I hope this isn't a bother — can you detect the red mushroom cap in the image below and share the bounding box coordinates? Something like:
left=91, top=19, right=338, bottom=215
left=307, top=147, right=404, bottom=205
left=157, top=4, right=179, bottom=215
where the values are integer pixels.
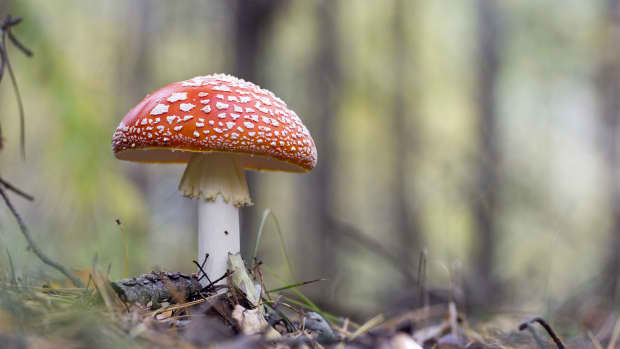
left=112, top=74, right=317, bottom=172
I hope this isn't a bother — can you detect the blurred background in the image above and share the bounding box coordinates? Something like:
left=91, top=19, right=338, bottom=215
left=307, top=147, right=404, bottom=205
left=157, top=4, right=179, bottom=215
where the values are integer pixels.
left=1, top=0, right=619, bottom=323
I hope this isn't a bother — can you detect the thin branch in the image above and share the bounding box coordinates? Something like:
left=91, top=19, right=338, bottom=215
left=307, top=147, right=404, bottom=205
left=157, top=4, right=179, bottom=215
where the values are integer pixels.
left=0, top=42, right=5, bottom=82
left=1, top=14, right=32, bottom=159
left=0, top=185, right=84, bottom=287
left=3, top=37, right=26, bottom=159
left=0, top=177, right=34, bottom=201
left=7, top=31, right=33, bottom=57
left=330, top=218, right=418, bottom=285
left=1, top=16, right=22, bottom=28
left=201, top=270, right=232, bottom=292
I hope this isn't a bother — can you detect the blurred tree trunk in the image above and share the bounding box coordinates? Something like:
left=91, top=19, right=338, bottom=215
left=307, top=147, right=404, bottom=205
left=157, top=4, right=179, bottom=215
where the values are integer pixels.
left=0, top=1, right=8, bottom=18
left=302, top=0, right=341, bottom=305
left=392, top=0, right=423, bottom=274
left=119, top=0, right=154, bottom=197
left=119, top=0, right=155, bottom=273
left=470, top=0, right=502, bottom=309
left=598, top=0, right=620, bottom=303
left=230, top=0, right=284, bottom=258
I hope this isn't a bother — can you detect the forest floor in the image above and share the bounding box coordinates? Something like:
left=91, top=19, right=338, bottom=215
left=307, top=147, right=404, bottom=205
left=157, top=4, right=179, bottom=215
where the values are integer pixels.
left=0, top=254, right=585, bottom=349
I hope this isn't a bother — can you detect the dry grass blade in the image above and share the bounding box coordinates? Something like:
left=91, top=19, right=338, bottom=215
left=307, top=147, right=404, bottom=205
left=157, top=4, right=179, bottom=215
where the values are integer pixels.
left=91, top=266, right=124, bottom=313
left=373, top=304, right=447, bottom=333
left=281, top=296, right=356, bottom=329
left=449, top=302, right=458, bottom=336
left=149, top=290, right=227, bottom=318
left=252, top=209, right=293, bottom=278
left=349, top=314, right=384, bottom=340
left=588, top=331, right=604, bottom=349
left=262, top=265, right=322, bottom=313
left=607, top=317, right=620, bottom=349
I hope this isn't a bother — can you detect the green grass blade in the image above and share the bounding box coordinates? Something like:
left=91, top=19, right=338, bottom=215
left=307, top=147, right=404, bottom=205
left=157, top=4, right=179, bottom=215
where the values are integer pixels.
left=281, top=296, right=358, bottom=329
left=349, top=314, right=384, bottom=339
left=262, top=299, right=295, bottom=331
left=262, top=265, right=320, bottom=312
left=267, top=278, right=326, bottom=293
left=251, top=209, right=271, bottom=268
left=251, top=209, right=293, bottom=278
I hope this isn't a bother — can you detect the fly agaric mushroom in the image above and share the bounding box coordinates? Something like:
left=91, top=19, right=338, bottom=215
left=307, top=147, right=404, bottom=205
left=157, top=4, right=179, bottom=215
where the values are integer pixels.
left=112, top=74, right=317, bottom=283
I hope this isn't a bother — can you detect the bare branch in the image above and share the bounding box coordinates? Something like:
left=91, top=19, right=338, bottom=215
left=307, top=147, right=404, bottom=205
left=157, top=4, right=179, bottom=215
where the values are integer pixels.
left=0, top=185, right=84, bottom=288
left=3, top=40, right=26, bottom=159
left=0, top=14, right=32, bottom=159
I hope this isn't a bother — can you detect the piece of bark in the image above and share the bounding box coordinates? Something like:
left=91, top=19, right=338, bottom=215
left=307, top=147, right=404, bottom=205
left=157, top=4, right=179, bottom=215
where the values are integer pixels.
left=110, top=272, right=202, bottom=305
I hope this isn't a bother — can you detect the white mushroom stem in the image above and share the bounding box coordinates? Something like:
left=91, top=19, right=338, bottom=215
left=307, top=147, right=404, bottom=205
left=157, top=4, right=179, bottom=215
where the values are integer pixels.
left=197, top=196, right=239, bottom=285
left=179, top=153, right=252, bottom=285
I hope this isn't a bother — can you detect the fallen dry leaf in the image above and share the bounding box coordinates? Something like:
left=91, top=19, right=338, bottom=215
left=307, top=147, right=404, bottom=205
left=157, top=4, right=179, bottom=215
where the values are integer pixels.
left=231, top=304, right=280, bottom=339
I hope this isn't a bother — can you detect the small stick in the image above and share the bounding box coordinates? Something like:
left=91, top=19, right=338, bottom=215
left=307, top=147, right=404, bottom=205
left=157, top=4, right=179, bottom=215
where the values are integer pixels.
left=199, top=252, right=208, bottom=269
left=0, top=185, right=84, bottom=288
left=0, top=177, right=33, bottom=201
left=519, top=317, right=565, bottom=349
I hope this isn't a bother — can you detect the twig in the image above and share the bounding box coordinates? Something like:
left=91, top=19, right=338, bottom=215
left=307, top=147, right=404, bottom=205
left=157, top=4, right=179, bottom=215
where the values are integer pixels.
left=3, top=38, right=25, bottom=159
left=0, top=42, right=5, bottom=89
left=0, top=185, right=84, bottom=287
left=0, top=177, right=34, bottom=201
left=202, top=270, right=233, bottom=292
left=192, top=253, right=212, bottom=284
left=1, top=14, right=33, bottom=159
left=519, top=317, right=565, bottom=349
left=7, top=30, right=33, bottom=57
